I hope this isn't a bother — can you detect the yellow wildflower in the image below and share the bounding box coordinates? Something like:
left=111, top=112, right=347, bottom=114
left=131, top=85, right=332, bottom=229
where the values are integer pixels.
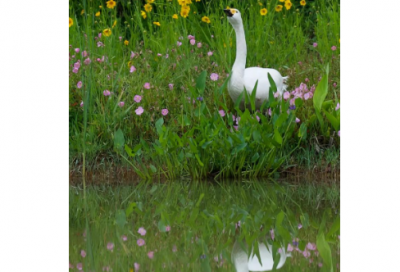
left=106, top=0, right=117, bottom=9
left=279, top=0, right=284, bottom=2
left=141, top=10, right=147, bottom=19
left=95, top=11, right=100, bottom=17
left=99, top=5, right=102, bottom=8
left=300, top=0, right=306, bottom=6
left=112, top=20, right=117, bottom=28
left=69, top=17, right=73, bottom=27
left=144, top=3, right=152, bottom=12
left=275, top=5, right=283, bottom=12
left=128, top=61, right=132, bottom=67
left=180, top=5, right=190, bottom=18
left=103, top=28, right=112, bottom=37
left=172, top=14, right=178, bottom=19
left=81, top=9, right=85, bottom=15
left=196, top=0, right=201, bottom=2
left=124, top=40, right=129, bottom=45
left=153, top=22, right=161, bottom=26
left=146, top=0, right=155, bottom=3
left=260, top=8, right=267, bottom=16
left=258, top=2, right=263, bottom=6
left=285, top=0, right=292, bottom=10
left=201, top=16, right=210, bottom=23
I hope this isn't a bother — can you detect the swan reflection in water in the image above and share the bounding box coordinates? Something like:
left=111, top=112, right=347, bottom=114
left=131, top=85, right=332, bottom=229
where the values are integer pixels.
left=232, top=240, right=291, bottom=272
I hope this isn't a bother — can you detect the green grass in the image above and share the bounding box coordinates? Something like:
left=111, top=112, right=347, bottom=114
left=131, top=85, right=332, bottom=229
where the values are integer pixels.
left=69, top=0, right=340, bottom=179
left=69, top=181, right=340, bottom=271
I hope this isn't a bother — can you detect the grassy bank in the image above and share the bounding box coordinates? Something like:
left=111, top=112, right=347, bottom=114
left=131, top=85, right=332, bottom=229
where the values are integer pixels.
left=69, top=0, right=340, bottom=180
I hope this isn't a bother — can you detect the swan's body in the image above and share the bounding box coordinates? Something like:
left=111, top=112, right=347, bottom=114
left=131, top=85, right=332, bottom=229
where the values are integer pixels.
left=232, top=241, right=290, bottom=272
left=224, top=8, right=288, bottom=109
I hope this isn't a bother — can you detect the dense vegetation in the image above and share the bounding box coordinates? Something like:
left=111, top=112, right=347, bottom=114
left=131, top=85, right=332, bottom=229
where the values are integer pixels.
left=69, top=0, right=340, bottom=179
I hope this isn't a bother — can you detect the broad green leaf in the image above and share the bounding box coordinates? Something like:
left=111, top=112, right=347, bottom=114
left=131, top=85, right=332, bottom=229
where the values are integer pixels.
left=115, top=210, right=126, bottom=228
left=317, top=232, right=333, bottom=272
left=324, top=109, right=340, bottom=131
left=326, top=215, right=340, bottom=238
left=250, top=80, right=259, bottom=111
left=298, top=123, right=307, bottom=140
left=274, top=128, right=282, bottom=145
left=313, top=63, right=329, bottom=113
left=155, top=117, right=164, bottom=135
left=125, top=202, right=136, bottom=217
left=114, top=129, right=125, bottom=152
left=196, top=70, right=207, bottom=95
left=149, top=164, right=157, bottom=173
left=295, top=98, right=303, bottom=108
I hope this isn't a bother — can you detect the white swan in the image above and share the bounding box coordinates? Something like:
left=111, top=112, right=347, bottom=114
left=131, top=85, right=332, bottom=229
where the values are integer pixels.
left=224, top=8, right=288, bottom=109
left=232, top=240, right=290, bottom=272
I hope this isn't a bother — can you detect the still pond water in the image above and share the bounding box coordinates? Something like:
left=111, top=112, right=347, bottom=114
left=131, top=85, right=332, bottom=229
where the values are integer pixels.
left=69, top=180, right=340, bottom=271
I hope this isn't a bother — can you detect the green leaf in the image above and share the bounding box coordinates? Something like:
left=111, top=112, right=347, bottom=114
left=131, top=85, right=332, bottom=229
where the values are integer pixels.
left=324, top=109, right=340, bottom=131
left=196, top=71, right=207, bottom=95
left=155, top=118, right=164, bottom=135
left=253, top=130, right=261, bottom=142
left=274, top=128, right=282, bottom=145
left=267, top=73, right=277, bottom=103
left=326, top=215, right=340, bottom=238
left=234, top=92, right=245, bottom=110
left=275, top=112, right=288, bottom=129
left=295, top=98, right=303, bottom=108
left=195, top=154, right=204, bottom=167
left=298, top=123, right=307, bottom=140
left=251, top=152, right=260, bottom=163
left=250, top=80, right=258, bottom=111
left=157, top=220, right=167, bottom=232
left=115, top=210, right=127, bottom=228
left=125, top=202, right=136, bottom=217
left=149, top=164, right=157, bottom=173
left=313, top=64, right=329, bottom=113
left=114, top=129, right=125, bottom=152
left=317, top=232, right=333, bottom=272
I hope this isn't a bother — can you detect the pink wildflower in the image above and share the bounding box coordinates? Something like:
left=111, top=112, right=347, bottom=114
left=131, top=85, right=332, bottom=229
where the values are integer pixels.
left=137, top=238, right=145, bottom=246
left=161, top=109, right=169, bottom=116
left=75, top=48, right=80, bottom=53
left=188, top=35, right=195, bottom=40
left=135, top=107, right=144, bottom=115
left=210, top=73, right=219, bottom=81
left=130, top=66, right=136, bottom=73
left=219, top=110, right=225, bottom=117
left=84, top=58, right=91, bottom=65
left=118, top=101, right=125, bottom=107
left=190, top=39, right=196, bottom=45
left=134, top=95, right=142, bottom=103
left=134, top=263, right=140, bottom=271
left=165, top=225, right=171, bottom=232
left=197, top=42, right=202, bottom=48
left=77, top=81, right=83, bottom=89
left=122, top=235, right=127, bottom=241
left=147, top=251, right=154, bottom=259
left=103, top=90, right=111, bottom=96
left=80, top=101, right=84, bottom=107
left=283, top=91, right=290, bottom=100
left=313, top=42, right=318, bottom=47
left=130, top=51, right=136, bottom=59
left=107, top=242, right=114, bottom=251
left=336, top=103, right=340, bottom=110
left=76, top=263, right=83, bottom=271
left=82, top=51, right=88, bottom=57
left=331, top=46, right=337, bottom=51
left=177, top=41, right=182, bottom=46
left=144, top=83, right=150, bottom=89
left=81, top=250, right=86, bottom=258
left=168, top=83, right=174, bottom=90
left=208, top=51, right=213, bottom=56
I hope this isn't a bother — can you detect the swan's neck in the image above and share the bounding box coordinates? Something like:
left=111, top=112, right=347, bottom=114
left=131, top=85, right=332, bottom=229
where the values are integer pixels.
left=232, top=23, right=247, bottom=77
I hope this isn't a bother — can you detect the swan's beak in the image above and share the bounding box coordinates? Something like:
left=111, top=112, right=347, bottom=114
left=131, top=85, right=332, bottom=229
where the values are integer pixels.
left=224, top=9, right=234, bottom=17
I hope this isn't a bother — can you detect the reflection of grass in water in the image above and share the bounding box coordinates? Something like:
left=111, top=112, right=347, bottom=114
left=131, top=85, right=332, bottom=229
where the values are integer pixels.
left=69, top=182, right=340, bottom=271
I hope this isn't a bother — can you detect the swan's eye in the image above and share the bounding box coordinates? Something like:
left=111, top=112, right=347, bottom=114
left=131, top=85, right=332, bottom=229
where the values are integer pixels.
left=230, top=9, right=236, bottom=14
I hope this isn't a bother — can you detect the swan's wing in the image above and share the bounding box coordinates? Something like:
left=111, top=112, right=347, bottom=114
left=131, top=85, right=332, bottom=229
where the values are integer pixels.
left=243, top=68, right=286, bottom=101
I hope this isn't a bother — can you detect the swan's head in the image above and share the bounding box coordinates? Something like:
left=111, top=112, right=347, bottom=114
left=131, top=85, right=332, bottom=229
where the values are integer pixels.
left=224, top=8, right=243, bottom=27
